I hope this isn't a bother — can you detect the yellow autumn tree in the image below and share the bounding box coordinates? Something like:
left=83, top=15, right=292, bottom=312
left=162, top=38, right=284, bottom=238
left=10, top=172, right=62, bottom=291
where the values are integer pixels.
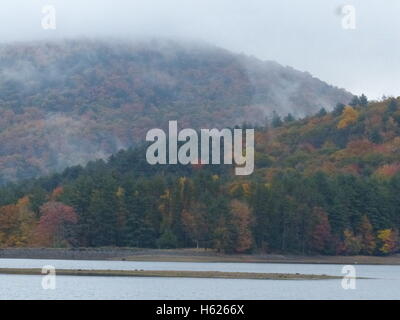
left=377, top=229, right=398, bottom=255
left=337, top=106, right=359, bottom=129
left=0, top=197, right=35, bottom=247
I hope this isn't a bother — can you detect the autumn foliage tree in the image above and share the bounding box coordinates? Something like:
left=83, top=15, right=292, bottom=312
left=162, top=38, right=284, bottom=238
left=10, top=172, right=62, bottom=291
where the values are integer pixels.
left=0, top=197, right=35, bottom=247
left=32, top=202, right=78, bottom=247
left=377, top=229, right=398, bottom=255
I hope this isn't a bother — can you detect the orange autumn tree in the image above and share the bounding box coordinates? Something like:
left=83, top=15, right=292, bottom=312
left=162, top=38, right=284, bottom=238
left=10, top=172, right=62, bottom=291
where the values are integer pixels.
left=50, top=186, right=64, bottom=201
left=374, top=163, right=400, bottom=179
left=32, top=202, right=78, bottom=247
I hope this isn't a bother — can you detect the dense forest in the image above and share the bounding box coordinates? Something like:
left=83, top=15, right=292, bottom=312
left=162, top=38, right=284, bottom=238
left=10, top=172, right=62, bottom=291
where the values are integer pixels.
left=0, top=39, right=351, bottom=183
left=0, top=97, right=399, bottom=256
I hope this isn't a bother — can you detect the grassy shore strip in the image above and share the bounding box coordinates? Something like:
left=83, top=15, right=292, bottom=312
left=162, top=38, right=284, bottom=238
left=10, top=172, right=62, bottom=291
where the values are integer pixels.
left=1, top=248, right=400, bottom=265
left=117, top=253, right=400, bottom=265
left=0, top=268, right=346, bottom=280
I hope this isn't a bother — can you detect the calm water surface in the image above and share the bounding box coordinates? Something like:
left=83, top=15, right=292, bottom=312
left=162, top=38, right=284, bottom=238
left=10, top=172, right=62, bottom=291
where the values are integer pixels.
left=0, top=259, right=399, bottom=299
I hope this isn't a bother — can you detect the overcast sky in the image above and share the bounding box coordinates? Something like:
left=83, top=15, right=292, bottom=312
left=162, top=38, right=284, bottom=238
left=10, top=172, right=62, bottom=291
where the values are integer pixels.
left=0, top=0, right=399, bottom=99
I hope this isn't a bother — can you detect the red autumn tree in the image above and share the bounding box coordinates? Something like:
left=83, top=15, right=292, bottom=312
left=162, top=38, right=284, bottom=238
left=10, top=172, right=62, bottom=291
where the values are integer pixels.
left=32, top=202, right=78, bottom=247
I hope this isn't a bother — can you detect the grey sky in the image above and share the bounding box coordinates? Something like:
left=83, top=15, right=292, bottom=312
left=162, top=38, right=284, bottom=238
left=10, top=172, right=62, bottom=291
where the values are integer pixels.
left=0, top=0, right=399, bottom=99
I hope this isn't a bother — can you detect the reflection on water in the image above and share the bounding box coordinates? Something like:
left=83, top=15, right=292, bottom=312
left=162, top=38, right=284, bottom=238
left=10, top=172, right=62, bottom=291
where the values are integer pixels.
left=0, top=259, right=399, bottom=300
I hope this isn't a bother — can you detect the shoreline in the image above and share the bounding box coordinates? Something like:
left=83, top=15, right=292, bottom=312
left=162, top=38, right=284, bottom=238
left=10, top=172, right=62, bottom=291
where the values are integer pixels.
left=1, top=248, right=400, bottom=265
left=0, top=268, right=344, bottom=280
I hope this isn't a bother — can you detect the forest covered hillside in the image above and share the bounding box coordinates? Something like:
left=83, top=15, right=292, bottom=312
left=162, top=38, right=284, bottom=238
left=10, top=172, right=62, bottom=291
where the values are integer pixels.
left=0, top=39, right=351, bottom=183
left=0, top=97, right=399, bottom=255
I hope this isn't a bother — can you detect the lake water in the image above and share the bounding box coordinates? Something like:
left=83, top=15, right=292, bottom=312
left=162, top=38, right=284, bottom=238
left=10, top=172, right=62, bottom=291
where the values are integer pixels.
left=0, top=259, right=399, bottom=299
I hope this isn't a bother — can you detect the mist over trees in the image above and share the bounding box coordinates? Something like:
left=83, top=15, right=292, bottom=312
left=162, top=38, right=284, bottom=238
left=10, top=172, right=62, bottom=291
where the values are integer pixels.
left=0, top=39, right=351, bottom=184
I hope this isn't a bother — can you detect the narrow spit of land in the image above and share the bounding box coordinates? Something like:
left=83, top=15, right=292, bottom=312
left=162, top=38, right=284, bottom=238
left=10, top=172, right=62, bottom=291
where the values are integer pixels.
left=0, top=268, right=345, bottom=280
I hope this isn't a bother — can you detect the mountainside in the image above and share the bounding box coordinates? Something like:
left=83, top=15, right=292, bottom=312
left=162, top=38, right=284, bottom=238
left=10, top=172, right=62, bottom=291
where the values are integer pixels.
left=0, top=98, right=399, bottom=255
left=0, top=39, right=352, bottom=183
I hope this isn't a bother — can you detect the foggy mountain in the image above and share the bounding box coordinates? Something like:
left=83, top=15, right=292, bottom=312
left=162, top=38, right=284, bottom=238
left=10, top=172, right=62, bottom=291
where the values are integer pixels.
left=0, top=39, right=352, bottom=183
